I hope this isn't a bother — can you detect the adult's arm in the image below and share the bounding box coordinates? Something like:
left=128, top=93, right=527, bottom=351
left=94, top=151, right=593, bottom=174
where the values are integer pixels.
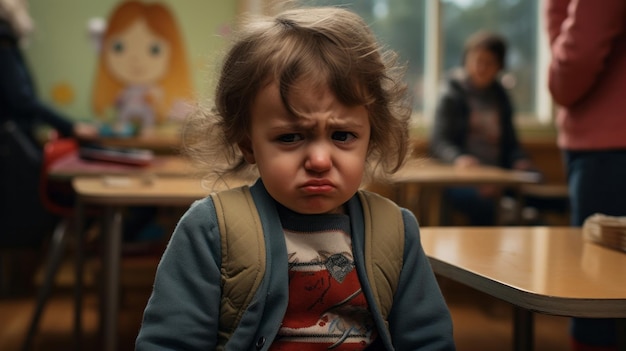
left=135, top=198, right=222, bottom=350
left=0, top=45, right=74, bottom=136
left=545, top=0, right=568, bottom=44
left=547, top=0, right=626, bottom=106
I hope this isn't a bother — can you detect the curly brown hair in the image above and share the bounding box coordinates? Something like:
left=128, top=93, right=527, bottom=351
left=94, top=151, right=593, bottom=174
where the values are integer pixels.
left=462, top=30, right=508, bottom=70
left=183, top=6, right=411, bottom=184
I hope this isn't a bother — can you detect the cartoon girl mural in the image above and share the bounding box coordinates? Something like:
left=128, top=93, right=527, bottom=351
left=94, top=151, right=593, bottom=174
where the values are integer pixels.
left=92, top=0, right=193, bottom=135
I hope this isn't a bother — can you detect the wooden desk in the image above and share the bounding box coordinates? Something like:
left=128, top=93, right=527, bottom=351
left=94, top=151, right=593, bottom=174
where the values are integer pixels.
left=420, top=226, right=626, bottom=351
left=49, top=153, right=194, bottom=180
left=389, top=159, right=540, bottom=225
left=96, top=124, right=182, bottom=153
left=72, top=176, right=251, bottom=351
left=44, top=150, right=197, bottom=350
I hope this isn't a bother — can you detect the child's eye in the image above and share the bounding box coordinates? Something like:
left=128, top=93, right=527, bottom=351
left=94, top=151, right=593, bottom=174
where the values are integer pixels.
left=332, top=131, right=356, bottom=142
left=111, top=40, right=124, bottom=53
left=149, top=42, right=162, bottom=56
left=277, top=133, right=303, bottom=143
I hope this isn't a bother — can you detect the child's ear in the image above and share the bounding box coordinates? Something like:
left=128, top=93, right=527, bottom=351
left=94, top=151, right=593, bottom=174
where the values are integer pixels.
left=238, top=139, right=256, bottom=164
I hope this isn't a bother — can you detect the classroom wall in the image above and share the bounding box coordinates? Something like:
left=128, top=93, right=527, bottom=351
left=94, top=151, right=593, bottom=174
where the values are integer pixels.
left=23, top=1, right=238, bottom=122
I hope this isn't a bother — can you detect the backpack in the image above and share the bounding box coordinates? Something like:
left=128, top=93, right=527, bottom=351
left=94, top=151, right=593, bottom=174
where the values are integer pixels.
left=210, top=185, right=405, bottom=346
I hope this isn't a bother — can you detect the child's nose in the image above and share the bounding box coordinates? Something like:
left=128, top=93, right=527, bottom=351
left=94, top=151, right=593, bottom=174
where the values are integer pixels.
left=304, top=142, right=332, bottom=173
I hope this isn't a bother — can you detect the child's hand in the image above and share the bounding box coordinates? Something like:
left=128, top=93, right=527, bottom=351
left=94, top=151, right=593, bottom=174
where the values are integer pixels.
left=512, top=159, right=532, bottom=171
left=454, top=155, right=480, bottom=168
left=73, top=122, right=99, bottom=140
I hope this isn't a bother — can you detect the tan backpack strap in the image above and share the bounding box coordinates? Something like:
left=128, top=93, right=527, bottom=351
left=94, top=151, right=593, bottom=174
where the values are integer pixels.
left=358, top=190, right=404, bottom=325
left=211, top=186, right=266, bottom=348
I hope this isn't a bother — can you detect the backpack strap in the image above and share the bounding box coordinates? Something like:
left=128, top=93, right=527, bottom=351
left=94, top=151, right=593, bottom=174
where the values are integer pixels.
left=210, top=186, right=266, bottom=348
left=211, top=186, right=404, bottom=346
left=358, top=190, right=405, bottom=327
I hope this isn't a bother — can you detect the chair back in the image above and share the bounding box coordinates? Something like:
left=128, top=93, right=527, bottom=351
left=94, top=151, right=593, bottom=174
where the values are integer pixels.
left=1, top=121, right=52, bottom=245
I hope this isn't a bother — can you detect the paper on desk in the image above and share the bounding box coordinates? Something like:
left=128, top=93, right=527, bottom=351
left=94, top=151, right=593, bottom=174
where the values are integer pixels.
left=583, top=213, right=626, bottom=254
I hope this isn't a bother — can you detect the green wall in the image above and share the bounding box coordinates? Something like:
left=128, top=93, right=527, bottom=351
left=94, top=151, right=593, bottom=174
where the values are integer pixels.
left=23, top=0, right=237, bottom=122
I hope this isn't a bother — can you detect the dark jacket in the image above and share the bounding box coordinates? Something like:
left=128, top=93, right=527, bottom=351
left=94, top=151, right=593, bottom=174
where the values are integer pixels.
left=0, top=18, right=73, bottom=242
left=429, top=75, right=526, bottom=169
left=0, top=19, right=74, bottom=145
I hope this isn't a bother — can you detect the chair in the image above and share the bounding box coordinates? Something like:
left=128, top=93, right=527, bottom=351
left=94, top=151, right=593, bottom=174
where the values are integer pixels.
left=0, top=122, right=48, bottom=236
left=21, top=137, right=82, bottom=351
left=519, top=183, right=571, bottom=225
left=0, top=121, right=52, bottom=295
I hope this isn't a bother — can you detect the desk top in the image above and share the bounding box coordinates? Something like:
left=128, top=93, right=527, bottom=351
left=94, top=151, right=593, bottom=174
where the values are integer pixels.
left=392, top=159, right=540, bottom=185
left=96, top=124, right=182, bottom=152
left=420, top=226, right=626, bottom=317
left=72, top=176, right=252, bottom=206
left=50, top=154, right=195, bottom=179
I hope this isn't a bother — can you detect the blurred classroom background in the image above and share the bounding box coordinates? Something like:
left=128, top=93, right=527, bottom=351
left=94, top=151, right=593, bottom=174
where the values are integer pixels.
left=18, top=0, right=568, bottom=184
left=1, top=0, right=577, bottom=350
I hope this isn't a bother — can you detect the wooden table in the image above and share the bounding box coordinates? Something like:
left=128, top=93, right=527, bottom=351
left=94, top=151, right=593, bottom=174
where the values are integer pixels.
left=49, top=153, right=194, bottom=180
left=420, top=226, right=626, bottom=351
left=42, top=150, right=198, bottom=350
left=72, top=175, right=251, bottom=351
left=389, top=159, right=540, bottom=225
left=96, top=123, right=182, bottom=153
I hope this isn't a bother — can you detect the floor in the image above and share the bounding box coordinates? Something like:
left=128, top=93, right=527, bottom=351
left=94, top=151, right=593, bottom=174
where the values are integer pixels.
left=0, top=252, right=572, bottom=351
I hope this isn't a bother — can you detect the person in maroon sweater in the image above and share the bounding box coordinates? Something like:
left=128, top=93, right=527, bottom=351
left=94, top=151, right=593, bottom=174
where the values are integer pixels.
left=546, top=0, right=626, bottom=350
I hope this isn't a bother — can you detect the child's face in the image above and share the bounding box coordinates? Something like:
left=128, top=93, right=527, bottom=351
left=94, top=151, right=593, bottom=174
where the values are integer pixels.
left=464, top=48, right=501, bottom=89
left=105, top=19, right=171, bottom=85
left=241, top=80, right=371, bottom=215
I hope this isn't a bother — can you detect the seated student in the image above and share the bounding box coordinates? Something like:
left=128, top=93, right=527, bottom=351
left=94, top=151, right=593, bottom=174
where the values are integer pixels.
left=136, top=6, right=456, bottom=350
left=429, top=30, right=533, bottom=226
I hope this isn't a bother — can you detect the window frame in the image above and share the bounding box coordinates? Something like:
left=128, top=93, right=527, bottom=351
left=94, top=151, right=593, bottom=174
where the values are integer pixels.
left=242, top=0, right=554, bottom=130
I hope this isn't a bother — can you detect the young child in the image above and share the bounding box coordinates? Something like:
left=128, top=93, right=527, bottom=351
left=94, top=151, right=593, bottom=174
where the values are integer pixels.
left=136, top=6, right=455, bottom=350
left=429, top=31, right=533, bottom=225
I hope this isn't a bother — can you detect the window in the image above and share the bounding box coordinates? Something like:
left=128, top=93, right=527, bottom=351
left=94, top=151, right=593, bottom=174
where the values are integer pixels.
left=255, top=0, right=550, bottom=126
left=301, top=0, right=427, bottom=120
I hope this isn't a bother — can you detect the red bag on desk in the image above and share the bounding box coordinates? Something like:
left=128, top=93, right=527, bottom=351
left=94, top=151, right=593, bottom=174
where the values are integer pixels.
left=78, top=144, right=154, bottom=167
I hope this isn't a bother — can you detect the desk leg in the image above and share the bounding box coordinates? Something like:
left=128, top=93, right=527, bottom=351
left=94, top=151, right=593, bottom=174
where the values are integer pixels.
left=74, top=199, right=85, bottom=351
left=395, top=183, right=423, bottom=222
left=424, top=187, right=442, bottom=226
left=617, top=319, right=626, bottom=351
left=512, top=185, right=524, bottom=225
left=513, top=307, right=534, bottom=351
left=394, top=184, right=405, bottom=209
left=101, top=207, right=122, bottom=351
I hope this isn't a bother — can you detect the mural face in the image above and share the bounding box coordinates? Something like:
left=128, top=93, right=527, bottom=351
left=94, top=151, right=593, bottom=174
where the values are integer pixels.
left=105, top=18, right=172, bottom=86
left=92, top=0, right=193, bottom=136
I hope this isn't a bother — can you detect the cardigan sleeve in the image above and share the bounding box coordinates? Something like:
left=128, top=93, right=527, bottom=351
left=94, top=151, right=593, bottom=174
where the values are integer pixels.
left=387, top=209, right=456, bottom=350
left=547, top=0, right=626, bottom=106
left=135, top=197, right=222, bottom=350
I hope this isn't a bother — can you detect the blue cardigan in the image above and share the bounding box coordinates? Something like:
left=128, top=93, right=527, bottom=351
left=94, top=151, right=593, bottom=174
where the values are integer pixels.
left=136, top=180, right=455, bottom=350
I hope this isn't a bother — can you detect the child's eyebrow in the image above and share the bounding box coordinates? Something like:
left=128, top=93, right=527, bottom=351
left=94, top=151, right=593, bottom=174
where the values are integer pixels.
left=325, top=121, right=364, bottom=132
left=273, top=117, right=366, bottom=131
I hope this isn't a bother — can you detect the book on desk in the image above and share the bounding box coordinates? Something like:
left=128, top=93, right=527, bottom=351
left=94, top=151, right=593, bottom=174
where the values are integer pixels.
left=78, top=144, right=155, bottom=167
